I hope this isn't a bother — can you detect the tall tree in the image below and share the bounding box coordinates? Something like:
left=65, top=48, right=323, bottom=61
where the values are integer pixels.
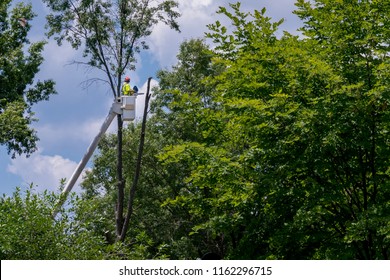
left=0, top=0, right=56, bottom=158
left=293, top=0, right=390, bottom=259
left=158, top=1, right=390, bottom=259
left=43, top=0, right=180, bottom=240
left=152, top=38, right=223, bottom=143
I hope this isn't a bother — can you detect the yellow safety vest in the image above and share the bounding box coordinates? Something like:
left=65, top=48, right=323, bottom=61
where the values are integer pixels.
left=122, top=82, right=134, bottom=95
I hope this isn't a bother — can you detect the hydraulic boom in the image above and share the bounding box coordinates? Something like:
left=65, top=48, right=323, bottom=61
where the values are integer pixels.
left=52, top=95, right=140, bottom=217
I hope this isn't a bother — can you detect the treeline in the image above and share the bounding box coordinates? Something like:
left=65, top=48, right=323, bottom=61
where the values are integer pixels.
left=1, top=1, right=390, bottom=259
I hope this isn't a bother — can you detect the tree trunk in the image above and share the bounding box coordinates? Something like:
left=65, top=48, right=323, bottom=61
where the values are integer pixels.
left=119, top=77, right=153, bottom=242
left=116, top=114, right=125, bottom=240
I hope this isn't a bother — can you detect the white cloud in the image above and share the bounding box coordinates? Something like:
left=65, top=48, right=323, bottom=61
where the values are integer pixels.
left=35, top=103, right=117, bottom=146
left=148, top=0, right=301, bottom=68
left=188, top=0, right=213, bottom=9
left=7, top=149, right=86, bottom=193
left=47, top=117, right=112, bottom=143
left=148, top=0, right=219, bottom=68
left=43, top=40, right=79, bottom=68
left=132, top=78, right=159, bottom=122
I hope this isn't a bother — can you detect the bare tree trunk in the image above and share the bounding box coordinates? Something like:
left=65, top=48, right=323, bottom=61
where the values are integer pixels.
left=119, top=77, right=153, bottom=242
left=116, top=114, right=125, bottom=240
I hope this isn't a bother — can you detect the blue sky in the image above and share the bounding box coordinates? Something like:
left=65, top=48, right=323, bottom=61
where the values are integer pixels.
left=1, top=0, right=302, bottom=196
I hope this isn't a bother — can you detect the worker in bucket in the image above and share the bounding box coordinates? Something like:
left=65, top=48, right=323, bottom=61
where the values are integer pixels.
left=122, top=76, right=138, bottom=95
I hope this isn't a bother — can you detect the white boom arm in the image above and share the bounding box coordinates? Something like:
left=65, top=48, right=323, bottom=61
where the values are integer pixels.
left=52, top=95, right=139, bottom=218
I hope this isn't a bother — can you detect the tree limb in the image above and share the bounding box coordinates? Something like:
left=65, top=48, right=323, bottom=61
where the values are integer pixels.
left=119, top=77, right=153, bottom=242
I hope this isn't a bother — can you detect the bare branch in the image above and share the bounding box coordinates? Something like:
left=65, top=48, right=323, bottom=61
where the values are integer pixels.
left=119, top=77, right=153, bottom=242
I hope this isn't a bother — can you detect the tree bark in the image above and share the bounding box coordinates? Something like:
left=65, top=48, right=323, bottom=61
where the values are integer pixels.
left=119, top=77, right=153, bottom=242
left=116, top=114, right=125, bottom=240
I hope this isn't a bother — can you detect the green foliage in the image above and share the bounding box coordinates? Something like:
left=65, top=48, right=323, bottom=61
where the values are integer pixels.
left=152, top=1, right=390, bottom=259
left=64, top=1, right=390, bottom=260
left=0, top=0, right=56, bottom=157
left=206, top=2, right=284, bottom=60
left=151, top=39, right=225, bottom=149
left=43, top=0, right=180, bottom=96
left=0, top=186, right=105, bottom=259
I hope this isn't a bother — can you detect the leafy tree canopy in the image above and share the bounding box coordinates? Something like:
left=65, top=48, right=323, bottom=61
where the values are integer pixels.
left=152, top=1, right=390, bottom=259
left=0, top=0, right=56, bottom=158
left=43, top=0, right=180, bottom=96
